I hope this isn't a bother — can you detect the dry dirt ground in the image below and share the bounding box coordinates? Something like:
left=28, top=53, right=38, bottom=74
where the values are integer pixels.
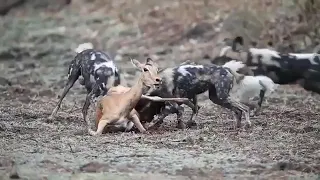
left=0, top=0, right=320, bottom=179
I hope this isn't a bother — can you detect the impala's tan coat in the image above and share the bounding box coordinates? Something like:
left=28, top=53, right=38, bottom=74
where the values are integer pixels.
left=92, top=59, right=192, bottom=135
left=88, top=58, right=161, bottom=136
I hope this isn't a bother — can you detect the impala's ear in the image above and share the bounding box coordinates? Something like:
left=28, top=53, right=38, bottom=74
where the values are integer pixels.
left=146, top=57, right=153, bottom=64
left=130, top=58, right=143, bottom=70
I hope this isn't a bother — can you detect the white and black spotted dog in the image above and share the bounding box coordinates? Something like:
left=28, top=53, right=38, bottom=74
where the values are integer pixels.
left=222, top=60, right=279, bottom=116
left=49, top=43, right=121, bottom=124
left=147, top=61, right=251, bottom=130
left=212, top=36, right=320, bottom=93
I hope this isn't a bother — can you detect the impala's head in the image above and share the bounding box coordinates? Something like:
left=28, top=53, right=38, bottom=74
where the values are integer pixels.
left=131, top=57, right=162, bottom=89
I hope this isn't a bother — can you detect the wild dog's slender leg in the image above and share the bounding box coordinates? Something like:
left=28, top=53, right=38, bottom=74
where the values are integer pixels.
left=193, top=96, right=201, bottom=114
left=186, top=95, right=199, bottom=128
left=83, top=83, right=99, bottom=129
left=208, top=88, right=243, bottom=128
left=247, top=103, right=259, bottom=117
left=254, top=89, right=266, bottom=115
left=175, top=104, right=186, bottom=129
left=129, top=109, right=147, bottom=133
left=83, top=94, right=92, bottom=128
left=227, top=97, right=251, bottom=127
left=240, top=97, right=258, bottom=117
left=152, top=101, right=186, bottom=130
left=234, top=109, right=242, bottom=128
left=170, top=87, right=198, bottom=120
left=157, top=100, right=196, bottom=129
left=50, top=62, right=80, bottom=118
left=147, top=102, right=175, bottom=130
left=171, top=88, right=187, bottom=129
left=217, top=72, right=251, bottom=127
left=208, top=80, right=250, bottom=129
left=95, top=101, right=103, bottom=127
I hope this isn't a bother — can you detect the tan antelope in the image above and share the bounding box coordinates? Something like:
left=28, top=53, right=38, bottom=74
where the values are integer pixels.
left=88, top=57, right=189, bottom=136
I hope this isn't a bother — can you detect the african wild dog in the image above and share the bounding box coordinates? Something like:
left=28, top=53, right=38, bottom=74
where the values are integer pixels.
left=212, top=36, right=320, bottom=93
left=146, top=61, right=251, bottom=130
left=223, top=60, right=279, bottom=116
left=49, top=43, right=121, bottom=126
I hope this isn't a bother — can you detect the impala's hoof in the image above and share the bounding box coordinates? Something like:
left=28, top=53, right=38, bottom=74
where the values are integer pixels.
left=88, top=130, right=98, bottom=136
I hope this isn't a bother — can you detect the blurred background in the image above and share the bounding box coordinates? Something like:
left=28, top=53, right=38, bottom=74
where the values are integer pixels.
left=0, top=1, right=319, bottom=76
left=0, top=0, right=320, bottom=96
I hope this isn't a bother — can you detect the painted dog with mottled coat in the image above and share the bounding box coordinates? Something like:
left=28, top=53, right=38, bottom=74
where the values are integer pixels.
left=147, top=61, right=251, bottom=130
left=223, top=60, right=279, bottom=116
left=212, top=36, right=320, bottom=93
left=49, top=43, right=121, bottom=124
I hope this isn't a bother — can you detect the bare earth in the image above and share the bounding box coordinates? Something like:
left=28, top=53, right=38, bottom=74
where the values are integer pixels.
left=0, top=1, right=320, bottom=179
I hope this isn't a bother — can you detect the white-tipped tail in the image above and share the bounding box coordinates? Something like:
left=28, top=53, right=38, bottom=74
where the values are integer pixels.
left=222, top=60, right=246, bottom=73
left=74, top=42, right=94, bottom=53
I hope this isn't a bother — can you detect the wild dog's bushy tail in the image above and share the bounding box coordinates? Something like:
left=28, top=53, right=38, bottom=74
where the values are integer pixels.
left=256, top=76, right=279, bottom=96
left=222, top=60, right=246, bottom=83
left=74, top=42, right=94, bottom=53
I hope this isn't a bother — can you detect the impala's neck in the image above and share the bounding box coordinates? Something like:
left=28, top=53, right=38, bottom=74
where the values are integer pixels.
left=124, top=75, right=146, bottom=110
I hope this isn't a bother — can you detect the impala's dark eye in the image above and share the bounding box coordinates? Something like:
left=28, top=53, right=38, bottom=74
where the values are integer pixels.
left=143, top=68, right=148, bottom=72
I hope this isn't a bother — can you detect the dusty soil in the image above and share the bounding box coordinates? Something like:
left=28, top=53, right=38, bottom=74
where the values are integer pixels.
left=0, top=0, right=320, bottom=179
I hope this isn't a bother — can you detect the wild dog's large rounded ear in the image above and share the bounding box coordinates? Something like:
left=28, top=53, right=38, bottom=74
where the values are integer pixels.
left=130, top=57, right=142, bottom=70
left=232, top=36, right=244, bottom=51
